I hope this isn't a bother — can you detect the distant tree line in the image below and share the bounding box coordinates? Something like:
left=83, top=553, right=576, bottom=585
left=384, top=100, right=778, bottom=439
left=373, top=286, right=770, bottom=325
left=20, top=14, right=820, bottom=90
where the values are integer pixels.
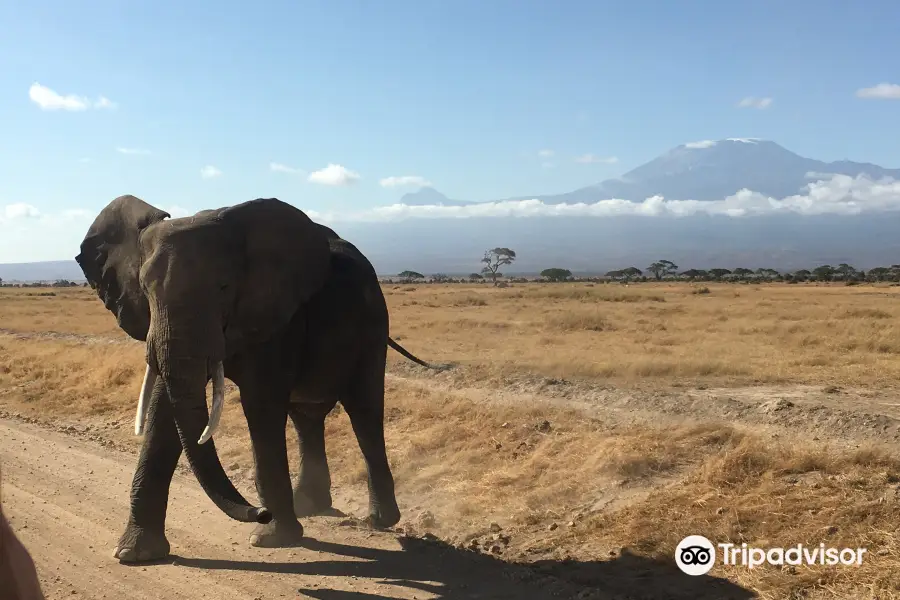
left=388, top=252, right=900, bottom=285
left=603, top=261, right=900, bottom=283
left=0, top=278, right=84, bottom=288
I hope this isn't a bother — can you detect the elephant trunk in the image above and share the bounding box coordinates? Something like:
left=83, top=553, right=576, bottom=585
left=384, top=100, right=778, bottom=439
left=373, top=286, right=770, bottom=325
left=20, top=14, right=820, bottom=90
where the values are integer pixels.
left=162, top=358, right=270, bottom=524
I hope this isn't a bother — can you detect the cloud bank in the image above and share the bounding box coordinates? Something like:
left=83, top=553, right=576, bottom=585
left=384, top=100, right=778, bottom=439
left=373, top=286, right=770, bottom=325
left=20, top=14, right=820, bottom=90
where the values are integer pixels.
left=29, top=83, right=116, bottom=111
left=306, top=174, right=900, bottom=223
left=5, top=174, right=900, bottom=260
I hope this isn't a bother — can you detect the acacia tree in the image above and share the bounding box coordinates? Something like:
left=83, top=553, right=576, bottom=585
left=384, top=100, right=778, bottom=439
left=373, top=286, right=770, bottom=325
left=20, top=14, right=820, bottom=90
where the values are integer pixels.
left=607, top=267, right=642, bottom=282
left=680, top=269, right=708, bottom=280
left=540, top=268, right=572, bottom=282
left=812, top=265, right=835, bottom=281
left=647, top=260, right=678, bottom=280
left=756, top=268, right=780, bottom=280
left=867, top=267, right=894, bottom=282
left=481, top=247, right=516, bottom=286
left=835, top=263, right=859, bottom=281
left=398, top=270, right=424, bottom=283
left=732, top=267, right=754, bottom=280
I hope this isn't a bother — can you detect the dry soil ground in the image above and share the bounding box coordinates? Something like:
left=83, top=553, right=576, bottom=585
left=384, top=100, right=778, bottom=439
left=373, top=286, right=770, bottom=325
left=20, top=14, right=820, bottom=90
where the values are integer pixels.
left=2, top=282, right=900, bottom=599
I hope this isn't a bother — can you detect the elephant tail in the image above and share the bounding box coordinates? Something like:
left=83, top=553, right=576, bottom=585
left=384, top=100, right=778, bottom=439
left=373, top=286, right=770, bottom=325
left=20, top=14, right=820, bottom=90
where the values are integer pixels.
left=387, top=337, right=444, bottom=370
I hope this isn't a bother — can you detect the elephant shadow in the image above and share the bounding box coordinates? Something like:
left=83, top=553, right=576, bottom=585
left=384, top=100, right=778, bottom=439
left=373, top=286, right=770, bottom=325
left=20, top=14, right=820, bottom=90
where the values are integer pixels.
left=172, top=533, right=756, bottom=599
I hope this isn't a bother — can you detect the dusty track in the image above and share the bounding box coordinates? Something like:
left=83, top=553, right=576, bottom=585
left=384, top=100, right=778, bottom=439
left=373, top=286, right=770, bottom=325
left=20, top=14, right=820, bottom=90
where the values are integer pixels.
left=0, top=417, right=757, bottom=600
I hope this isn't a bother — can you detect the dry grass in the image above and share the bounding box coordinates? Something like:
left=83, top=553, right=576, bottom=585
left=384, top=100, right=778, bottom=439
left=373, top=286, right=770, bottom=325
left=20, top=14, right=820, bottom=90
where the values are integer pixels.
left=7, top=282, right=900, bottom=388
left=3, top=283, right=900, bottom=597
left=383, top=281, right=900, bottom=389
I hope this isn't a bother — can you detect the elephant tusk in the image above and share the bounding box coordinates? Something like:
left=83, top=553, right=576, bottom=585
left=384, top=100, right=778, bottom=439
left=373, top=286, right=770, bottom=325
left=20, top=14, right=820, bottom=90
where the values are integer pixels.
left=135, top=364, right=157, bottom=436
left=198, top=361, right=225, bottom=445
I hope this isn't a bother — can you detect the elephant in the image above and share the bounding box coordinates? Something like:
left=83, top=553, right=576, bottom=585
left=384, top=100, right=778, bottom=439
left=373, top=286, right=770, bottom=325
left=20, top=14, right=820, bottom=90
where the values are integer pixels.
left=75, top=194, right=439, bottom=562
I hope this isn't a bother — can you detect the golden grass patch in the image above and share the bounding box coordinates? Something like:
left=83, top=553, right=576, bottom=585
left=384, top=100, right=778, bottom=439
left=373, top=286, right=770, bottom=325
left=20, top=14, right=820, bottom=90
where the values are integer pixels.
left=7, top=282, right=900, bottom=388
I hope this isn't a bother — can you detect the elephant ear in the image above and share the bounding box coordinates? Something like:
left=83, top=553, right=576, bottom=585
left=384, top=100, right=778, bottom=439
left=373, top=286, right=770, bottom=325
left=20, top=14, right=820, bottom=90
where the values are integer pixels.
left=74, top=195, right=170, bottom=341
left=220, top=198, right=331, bottom=345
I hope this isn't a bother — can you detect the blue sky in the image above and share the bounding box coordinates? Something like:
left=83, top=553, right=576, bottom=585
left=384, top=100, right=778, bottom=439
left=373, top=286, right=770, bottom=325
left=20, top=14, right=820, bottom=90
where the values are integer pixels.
left=1, top=0, right=899, bottom=262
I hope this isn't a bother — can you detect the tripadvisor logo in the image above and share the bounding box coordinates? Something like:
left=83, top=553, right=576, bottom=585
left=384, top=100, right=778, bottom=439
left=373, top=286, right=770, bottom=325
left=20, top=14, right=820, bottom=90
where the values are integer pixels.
left=675, top=535, right=867, bottom=575
left=675, top=535, right=716, bottom=576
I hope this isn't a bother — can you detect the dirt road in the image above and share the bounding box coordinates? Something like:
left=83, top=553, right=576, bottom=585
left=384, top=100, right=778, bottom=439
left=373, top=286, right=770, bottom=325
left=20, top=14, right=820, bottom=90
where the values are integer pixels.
left=0, top=417, right=758, bottom=600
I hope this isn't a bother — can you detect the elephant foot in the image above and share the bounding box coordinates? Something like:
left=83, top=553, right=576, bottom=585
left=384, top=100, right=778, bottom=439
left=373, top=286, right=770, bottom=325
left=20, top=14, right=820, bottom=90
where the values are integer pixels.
left=293, top=487, right=333, bottom=517
left=249, top=519, right=304, bottom=548
left=366, top=501, right=401, bottom=529
left=113, top=526, right=170, bottom=563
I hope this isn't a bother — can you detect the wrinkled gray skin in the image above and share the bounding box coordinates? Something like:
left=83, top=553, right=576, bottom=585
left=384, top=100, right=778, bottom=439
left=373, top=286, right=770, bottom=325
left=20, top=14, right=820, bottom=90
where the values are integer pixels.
left=75, top=195, right=437, bottom=563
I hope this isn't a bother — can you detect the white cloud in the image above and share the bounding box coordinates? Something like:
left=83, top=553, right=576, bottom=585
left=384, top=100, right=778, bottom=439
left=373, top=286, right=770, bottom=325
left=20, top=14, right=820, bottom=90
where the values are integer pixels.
left=270, top=162, right=304, bottom=174
left=28, top=83, right=116, bottom=111
left=3, top=203, right=41, bottom=220
left=685, top=140, right=717, bottom=149
left=304, top=174, right=900, bottom=223
left=541, top=162, right=555, bottom=169
left=856, top=83, right=900, bottom=100
left=575, top=154, right=618, bottom=164
left=736, top=97, right=773, bottom=109
left=200, top=165, right=222, bottom=179
left=538, top=149, right=554, bottom=158
left=307, top=164, right=360, bottom=186
left=379, top=175, right=432, bottom=188
left=116, top=147, right=151, bottom=155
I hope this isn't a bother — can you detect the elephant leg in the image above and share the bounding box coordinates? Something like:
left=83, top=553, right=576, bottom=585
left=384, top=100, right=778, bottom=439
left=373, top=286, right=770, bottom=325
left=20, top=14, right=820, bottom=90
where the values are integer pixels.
left=114, top=378, right=180, bottom=562
left=239, top=379, right=304, bottom=548
left=342, top=347, right=401, bottom=528
left=288, top=404, right=334, bottom=517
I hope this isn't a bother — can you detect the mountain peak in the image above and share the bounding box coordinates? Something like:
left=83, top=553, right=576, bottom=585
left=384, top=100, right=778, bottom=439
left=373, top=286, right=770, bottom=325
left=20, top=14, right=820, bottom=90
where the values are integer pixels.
left=520, top=139, right=900, bottom=205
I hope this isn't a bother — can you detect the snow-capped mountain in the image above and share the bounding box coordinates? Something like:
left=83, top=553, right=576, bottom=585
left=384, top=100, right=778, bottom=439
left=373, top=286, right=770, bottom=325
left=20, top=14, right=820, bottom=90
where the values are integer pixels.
left=521, top=138, right=900, bottom=204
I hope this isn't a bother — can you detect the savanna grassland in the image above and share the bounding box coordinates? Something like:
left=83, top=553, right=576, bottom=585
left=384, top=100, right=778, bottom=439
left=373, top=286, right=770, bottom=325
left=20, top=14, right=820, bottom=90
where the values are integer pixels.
left=2, top=282, right=900, bottom=599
